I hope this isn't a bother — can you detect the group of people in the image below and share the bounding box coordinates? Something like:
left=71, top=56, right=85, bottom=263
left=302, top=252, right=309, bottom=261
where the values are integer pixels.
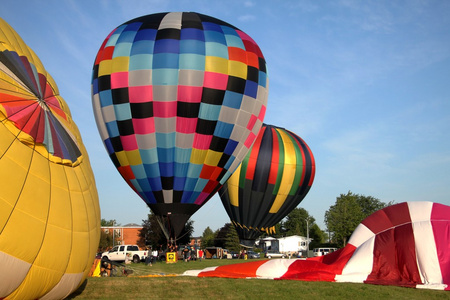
left=182, top=245, right=204, bottom=262
left=142, top=243, right=206, bottom=264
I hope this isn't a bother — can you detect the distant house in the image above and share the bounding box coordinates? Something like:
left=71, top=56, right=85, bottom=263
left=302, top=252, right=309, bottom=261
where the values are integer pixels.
left=101, top=223, right=143, bottom=246
left=258, top=235, right=311, bottom=256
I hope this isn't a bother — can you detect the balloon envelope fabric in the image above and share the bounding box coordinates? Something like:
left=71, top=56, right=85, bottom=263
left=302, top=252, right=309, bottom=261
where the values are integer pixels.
left=219, top=124, right=315, bottom=245
left=184, top=201, right=450, bottom=291
left=92, top=12, right=268, bottom=237
left=0, top=18, right=100, bottom=299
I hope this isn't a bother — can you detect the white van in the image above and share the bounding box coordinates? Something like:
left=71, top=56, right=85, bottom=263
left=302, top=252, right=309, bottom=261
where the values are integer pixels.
left=313, top=248, right=337, bottom=257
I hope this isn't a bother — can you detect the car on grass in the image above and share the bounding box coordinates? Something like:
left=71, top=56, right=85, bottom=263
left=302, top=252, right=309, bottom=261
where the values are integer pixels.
left=247, top=251, right=261, bottom=259
left=265, top=251, right=286, bottom=259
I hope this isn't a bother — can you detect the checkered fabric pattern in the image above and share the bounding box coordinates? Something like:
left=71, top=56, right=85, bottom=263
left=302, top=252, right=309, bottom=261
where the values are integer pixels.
left=92, top=12, right=268, bottom=207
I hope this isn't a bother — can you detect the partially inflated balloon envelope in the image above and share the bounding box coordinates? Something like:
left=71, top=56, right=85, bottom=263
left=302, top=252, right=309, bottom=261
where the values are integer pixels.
left=0, top=18, right=100, bottom=299
left=219, top=124, right=315, bottom=246
left=92, top=12, right=268, bottom=239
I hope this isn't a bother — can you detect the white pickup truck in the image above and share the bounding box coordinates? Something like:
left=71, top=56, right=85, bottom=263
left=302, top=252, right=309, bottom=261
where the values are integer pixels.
left=102, top=245, right=148, bottom=263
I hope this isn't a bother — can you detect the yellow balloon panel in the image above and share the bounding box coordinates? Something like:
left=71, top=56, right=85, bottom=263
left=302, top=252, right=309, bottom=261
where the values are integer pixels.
left=0, top=17, right=100, bottom=299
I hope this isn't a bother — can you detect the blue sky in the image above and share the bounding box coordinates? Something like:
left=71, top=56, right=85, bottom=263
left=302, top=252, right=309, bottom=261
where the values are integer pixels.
left=2, top=0, right=450, bottom=236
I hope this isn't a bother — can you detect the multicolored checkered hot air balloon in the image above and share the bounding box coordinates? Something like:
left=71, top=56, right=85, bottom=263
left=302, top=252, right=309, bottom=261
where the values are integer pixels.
left=0, top=18, right=100, bottom=299
left=219, top=124, right=315, bottom=246
left=91, top=12, right=268, bottom=240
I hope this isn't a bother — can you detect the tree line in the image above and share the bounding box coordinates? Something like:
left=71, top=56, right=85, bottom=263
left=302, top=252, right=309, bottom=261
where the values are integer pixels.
left=99, top=191, right=393, bottom=251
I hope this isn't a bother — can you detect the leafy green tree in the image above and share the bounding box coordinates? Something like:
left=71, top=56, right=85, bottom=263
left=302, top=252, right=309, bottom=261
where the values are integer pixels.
left=100, top=219, right=119, bottom=226
left=283, top=207, right=315, bottom=237
left=177, top=219, right=194, bottom=245
left=98, top=219, right=120, bottom=250
left=201, top=226, right=215, bottom=248
left=138, top=213, right=166, bottom=249
left=309, top=223, right=326, bottom=249
left=224, top=225, right=240, bottom=251
left=357, top=195, right=394, bottom=218
left=214, top=223, right=235, bottom=248
left=325, top=191, right=391, bottom=247
left=98, top=230, right=115, bottom=251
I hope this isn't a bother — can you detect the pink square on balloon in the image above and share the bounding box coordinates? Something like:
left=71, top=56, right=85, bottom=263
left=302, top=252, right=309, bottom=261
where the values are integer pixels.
left=244, top=132, right=256, bottom=148
left=176, top=117, right=197, bottom=133
left=258, top=105, right=266, bottom=121
left=129, top=86, right=153, bottom=103
left=203, top=72, right=228, bottom=90
left=153, top=101, right=177, bottom=118
left=246, top=114, right=257, bottom=130
left=194, top=192, right=209, bottom=205
left=178, top=85, right=203, bottom=103
left=120, top=134, right=138, bottom=151
left=132, top=118, right=155, bottom=134
left=193, top=133, right=212, bottom=150
left=110, top=72, right=129, bottom=89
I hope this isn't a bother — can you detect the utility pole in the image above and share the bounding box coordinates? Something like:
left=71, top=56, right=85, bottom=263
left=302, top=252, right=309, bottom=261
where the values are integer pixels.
left=306, top=218, right=309, bottom=257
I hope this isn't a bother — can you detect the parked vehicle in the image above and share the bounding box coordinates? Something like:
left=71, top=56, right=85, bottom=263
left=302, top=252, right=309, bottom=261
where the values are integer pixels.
left=247, top=251, right=261, bottom=259
left=230, top=251, right=240, bottom=259
left=265, top=251, right=286, bottom=259
left=313, top=247, right=338, bottom=257
left=102, top=245, right=148, bottom=263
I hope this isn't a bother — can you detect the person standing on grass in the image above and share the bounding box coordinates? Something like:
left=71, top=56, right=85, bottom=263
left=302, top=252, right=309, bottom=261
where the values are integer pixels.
left=183, top=245, right=190, bottom=262
left=198, top=249, right=203, bottom=261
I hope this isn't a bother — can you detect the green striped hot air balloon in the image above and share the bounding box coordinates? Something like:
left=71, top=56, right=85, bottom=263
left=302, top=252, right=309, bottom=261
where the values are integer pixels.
left=219, top=124, right=315, bottom=247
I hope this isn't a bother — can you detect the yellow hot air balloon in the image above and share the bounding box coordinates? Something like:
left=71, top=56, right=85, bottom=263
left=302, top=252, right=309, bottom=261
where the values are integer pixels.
left=0, top=18, right=100, bottom=299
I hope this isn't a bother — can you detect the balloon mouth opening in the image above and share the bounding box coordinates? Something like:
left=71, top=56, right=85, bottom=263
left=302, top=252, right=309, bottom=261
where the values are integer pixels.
left=239, top=239, right=255, bottom=248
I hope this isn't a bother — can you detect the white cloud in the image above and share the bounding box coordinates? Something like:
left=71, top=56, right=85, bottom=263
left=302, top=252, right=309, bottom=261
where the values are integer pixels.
left=238, top=14, right=256, bottom=22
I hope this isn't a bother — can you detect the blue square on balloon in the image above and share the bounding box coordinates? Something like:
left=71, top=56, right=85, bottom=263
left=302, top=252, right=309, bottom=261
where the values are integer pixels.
left=214, top=121, right=234, bottom=139
left=174, top=162, right=189, bottom=177
left=258, top=71, right=267, bottom=88
left=157, top=147, right=174, bottom=163
left=135, top=28, right=157, bottom=41
left=204, top=30, right=227, bottom=45
left=202, top=21, right=222, bottom=33
left=224, top=139, right=238, bottom=155
left=124, top=22, right=142, bottom=33
left=223, top=90, right=243, bottom=109
left=183, top=177, right=198, bottom=192
left=148, top=176, right=162, bottom=190
left=130, top=40, right=155, bottom=55
left=154, top=39, right=180, bottom=54
left=173, top=176, right=186, bottom=190
left=114, top=103, right=131, bottom=121
left=181, top=28, right=205, bottom=41
left=193, top=178, right=208, bottom=193
left=131, top=164, right=147, bottom=179
left=143, top=191, right=157, bottom=204
left=136, top=177, right=151, bottom=191
left=99, top=90, right=113, bottom=107
left=104, top=138, right=114, bottom=154
left=144, top=163, right=161, bottom=177
left=186, top=163, right=202, bottom=178
left=181, top=190, right=194, bottom=203
left=153, top=53, right=179, bottom=69
left=117, top=30, right=138, bottom=44
left=180, top=39, right=205, bottom=55
left=106, top=122, right=119, bottom=138
left=159, top=162, right=174, bottom=177
left=244, top=80, right=258, bottom=98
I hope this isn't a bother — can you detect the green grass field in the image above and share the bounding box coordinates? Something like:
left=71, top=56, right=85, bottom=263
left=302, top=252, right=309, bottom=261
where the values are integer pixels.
left=68, top=258, right=450, bottom=299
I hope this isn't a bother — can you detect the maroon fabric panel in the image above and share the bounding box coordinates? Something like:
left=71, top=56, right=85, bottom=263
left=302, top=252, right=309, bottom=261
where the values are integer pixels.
left=431, top=203, right=450, bottom=288
left=365, top=223, right=421, bottom=287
